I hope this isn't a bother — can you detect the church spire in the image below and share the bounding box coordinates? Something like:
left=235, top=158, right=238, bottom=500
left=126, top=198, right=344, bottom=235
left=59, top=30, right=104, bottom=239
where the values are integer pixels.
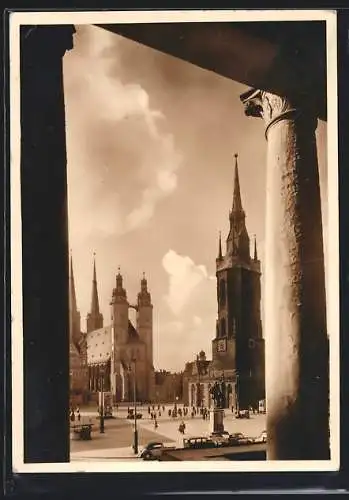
left=69, top=253, right=78, bottom=315
left=69, top=252, right=81, bottom=343
left=226, top=153, right=250, bottom=261
left=232, top=153, right=243, bottom=213
left=254, top=235, right=258, bottom=261
left=90, top=253, right=100, bottom=317
left=218, top=231, right=223, bottom=260
left=86, top=253, right=103, bottom=333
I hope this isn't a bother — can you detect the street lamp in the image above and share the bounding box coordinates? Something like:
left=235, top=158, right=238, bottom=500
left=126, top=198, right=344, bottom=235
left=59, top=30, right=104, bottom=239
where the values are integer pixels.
left=99, top=364, right=105, bottom=434
left=235, top=373, right=240, bottom=414
left=132, top=358, right=138, bottom=455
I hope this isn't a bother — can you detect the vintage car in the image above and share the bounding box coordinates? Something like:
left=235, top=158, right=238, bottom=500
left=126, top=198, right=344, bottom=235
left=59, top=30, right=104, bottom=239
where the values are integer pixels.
left=140, top=442, right=175, bottom=460
left=254, top=430, right=267, bottom=443
left=209, top=431, right=231, bottom=447
left=126, top=411, right=143, bottom=419
left=183, top=436, right=216, bottom=449
left=228, top=432, right=253, bottom=446
left=235, top=409, right=250, bottom=419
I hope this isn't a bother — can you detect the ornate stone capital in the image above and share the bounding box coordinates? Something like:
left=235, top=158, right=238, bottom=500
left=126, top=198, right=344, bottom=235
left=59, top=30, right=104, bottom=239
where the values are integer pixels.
left=240, top=88, right=317, bottom=139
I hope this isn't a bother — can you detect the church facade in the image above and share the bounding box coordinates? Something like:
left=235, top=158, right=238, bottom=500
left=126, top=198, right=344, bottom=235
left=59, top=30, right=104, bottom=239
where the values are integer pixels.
left=85, top=262, right=155, bottom=403
left=183, top=154, right=265, bottom=411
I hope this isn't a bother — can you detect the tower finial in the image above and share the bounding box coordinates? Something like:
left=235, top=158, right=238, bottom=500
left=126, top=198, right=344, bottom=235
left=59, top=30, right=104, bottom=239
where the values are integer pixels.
left=254, top=234, right=258, bottom=261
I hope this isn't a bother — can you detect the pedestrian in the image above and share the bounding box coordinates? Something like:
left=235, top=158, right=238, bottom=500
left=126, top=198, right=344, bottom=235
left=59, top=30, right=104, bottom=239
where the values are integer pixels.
left=154, top=419, right=158, bottom=429
left=159, top=411, right=161, bottom=417
left=70, top=410, right=75, bottom=422
left=76, top=408, right=81, bottom=422
left=162, top=405, right=165, bottom=412
left=168, top=409, right=171, bottom=417
left=148, top=406, right=151, bottom=414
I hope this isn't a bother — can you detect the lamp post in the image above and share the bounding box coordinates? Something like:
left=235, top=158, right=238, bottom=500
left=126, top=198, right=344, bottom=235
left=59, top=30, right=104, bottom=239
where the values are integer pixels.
left=132, top=358, right=138, bottom=454
left=235, top=373, right=240, bottom=414
left=99, top=364, right=105, bottom=434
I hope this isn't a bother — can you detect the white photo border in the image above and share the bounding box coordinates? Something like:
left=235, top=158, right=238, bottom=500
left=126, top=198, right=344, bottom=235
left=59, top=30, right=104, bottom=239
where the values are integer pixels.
left=10, top=9, right=339, bottom=473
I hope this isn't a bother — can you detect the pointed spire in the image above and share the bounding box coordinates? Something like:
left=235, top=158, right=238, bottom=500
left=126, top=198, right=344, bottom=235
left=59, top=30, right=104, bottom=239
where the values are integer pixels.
left=90, top=253, right=100, bottom=317
left=141, top=271, right=147, bottom=290
left=232, top=153, right=243, bottom=212
left=254, top=234, right=258, bottom=261
left=218, top=231, right=223, bottom=260
left=69, top=253, right=77, bottom=314
left=69, top=252, right=81, bottom=342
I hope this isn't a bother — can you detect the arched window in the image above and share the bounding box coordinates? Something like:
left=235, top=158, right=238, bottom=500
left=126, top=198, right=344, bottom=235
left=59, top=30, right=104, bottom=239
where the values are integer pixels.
left=219, top=279, right=226, bottom=307
left=220, top=318, right=226, bottom=338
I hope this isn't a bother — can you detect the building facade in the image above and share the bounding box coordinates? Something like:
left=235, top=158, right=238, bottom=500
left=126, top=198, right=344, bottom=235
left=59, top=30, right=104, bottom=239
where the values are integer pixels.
left=85, top=262, right=155, bottom=403
left=154, top=370, right=184, bottom=403
left=184, top=155, right=265, bottom=410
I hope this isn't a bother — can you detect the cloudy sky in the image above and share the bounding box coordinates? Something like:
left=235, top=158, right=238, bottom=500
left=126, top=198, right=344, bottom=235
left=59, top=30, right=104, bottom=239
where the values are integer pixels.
left=63, top=24, right=327, bottom=372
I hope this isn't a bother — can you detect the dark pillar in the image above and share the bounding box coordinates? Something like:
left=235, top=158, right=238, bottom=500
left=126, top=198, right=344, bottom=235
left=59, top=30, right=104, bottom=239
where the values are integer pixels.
left=241, top=89, right=329, bottom=460
left=21, top=25, right=75, bottom=462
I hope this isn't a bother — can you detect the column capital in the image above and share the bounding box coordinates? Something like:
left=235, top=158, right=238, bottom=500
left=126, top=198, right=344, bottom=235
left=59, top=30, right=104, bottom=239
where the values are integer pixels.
left=240, top=88, right=317, bottom=139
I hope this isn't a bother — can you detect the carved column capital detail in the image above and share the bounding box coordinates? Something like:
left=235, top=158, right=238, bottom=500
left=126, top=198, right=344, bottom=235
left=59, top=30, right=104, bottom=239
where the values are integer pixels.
left=240, top=88, right=316, bottom=139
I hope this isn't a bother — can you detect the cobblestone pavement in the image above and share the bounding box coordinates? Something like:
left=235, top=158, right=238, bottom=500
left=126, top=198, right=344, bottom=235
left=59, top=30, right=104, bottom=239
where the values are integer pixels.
left=70, top=404, right=266, bottom=461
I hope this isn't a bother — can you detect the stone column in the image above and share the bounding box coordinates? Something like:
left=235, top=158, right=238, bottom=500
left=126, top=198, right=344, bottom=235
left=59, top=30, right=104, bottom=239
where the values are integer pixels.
left=240, top=89, right=329, bottom=460
left=21, top=25, right=75, bottom=463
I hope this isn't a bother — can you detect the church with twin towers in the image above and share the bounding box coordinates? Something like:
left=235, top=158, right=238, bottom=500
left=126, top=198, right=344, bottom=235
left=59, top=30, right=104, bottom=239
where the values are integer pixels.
left=69, top=255, right=155, bottom=404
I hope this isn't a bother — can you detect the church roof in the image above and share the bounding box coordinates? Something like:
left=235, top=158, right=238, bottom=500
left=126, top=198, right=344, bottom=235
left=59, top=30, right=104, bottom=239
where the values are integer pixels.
left=86, top=325, right=112, bottom=365
left=126, top=320, right=143, bottom=344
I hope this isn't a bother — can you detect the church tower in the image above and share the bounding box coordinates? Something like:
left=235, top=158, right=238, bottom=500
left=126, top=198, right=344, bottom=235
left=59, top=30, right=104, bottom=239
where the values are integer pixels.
left=212, top=154, right=265, bottom=409
left=137, top=273, right=155, bottom=400
left=137, top=273, right=153, bottom=366
left=111, top=268, right=129, bottom=347
left=86, top=255, right=103, bottom=333
left=69, top=255, right=81, bottom=345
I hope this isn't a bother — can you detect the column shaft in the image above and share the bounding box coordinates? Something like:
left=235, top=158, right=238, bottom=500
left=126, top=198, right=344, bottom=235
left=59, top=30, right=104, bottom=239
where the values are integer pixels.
left=241, top=89, right=329, bottom=460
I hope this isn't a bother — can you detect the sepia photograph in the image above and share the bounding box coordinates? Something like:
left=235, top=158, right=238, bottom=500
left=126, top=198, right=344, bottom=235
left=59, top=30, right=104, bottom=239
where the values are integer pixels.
left=9, top=10, right=339, bottom=474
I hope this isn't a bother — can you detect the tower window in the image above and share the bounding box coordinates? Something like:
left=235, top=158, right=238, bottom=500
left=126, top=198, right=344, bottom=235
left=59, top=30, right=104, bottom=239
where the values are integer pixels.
left=249, top=338, right=256, bottom=349
left=219, top=279, right=226, bottom=307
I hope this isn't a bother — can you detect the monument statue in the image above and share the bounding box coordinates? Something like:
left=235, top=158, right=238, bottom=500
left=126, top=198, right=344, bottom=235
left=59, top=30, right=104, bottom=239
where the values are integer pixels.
left=210, top=380, right=226, bottom=409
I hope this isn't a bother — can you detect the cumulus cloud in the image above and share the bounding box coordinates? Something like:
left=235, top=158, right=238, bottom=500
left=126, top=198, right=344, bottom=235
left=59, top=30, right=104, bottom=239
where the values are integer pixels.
left=162, top=249, right=211, bottom=315
left=64, top=25, right=182, bottom=244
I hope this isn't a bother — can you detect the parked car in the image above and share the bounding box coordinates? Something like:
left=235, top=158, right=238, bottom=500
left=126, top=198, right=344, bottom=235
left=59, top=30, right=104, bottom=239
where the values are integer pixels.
left=229, top=432, right=253, bottom=446
left=183, top=436, right=216, bottom=449
left=140, top=442, right=166, bottom=460
left=209, top=431, right=231, bottom=447
left=127, top=411, right=143, bottom=419
left=254, top=430, right=267, bottom=443
left=235, top=409, right=250, bottom=419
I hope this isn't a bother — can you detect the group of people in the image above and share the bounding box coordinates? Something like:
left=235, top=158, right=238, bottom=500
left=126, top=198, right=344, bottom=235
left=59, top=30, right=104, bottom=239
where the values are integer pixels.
left=69, top=406, right=81, bottom=422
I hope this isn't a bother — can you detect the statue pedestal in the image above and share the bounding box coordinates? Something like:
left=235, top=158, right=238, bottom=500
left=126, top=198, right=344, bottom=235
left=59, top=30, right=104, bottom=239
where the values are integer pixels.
left=209, top=408, right=225, bottom=433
